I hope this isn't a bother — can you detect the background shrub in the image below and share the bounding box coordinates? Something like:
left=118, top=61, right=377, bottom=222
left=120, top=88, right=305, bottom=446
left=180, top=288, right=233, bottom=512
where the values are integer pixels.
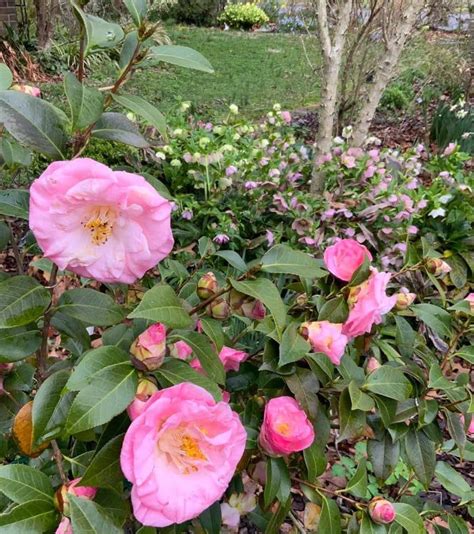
left=218, top=2, right=269, bottom=29
left=168, top=0, right=226, bottom=26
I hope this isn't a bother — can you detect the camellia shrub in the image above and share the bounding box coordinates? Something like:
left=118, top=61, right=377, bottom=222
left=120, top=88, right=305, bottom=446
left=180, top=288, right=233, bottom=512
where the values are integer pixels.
left=0, top=2, right=473, bottom=534
left=218, top=2, right=270, bottom=29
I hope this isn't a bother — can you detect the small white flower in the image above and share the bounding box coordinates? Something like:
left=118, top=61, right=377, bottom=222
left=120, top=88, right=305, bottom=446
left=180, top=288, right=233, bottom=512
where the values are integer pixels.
left=229, top=104, right=239, bottom=115
left=439, top=194, right=452, bottom=204
left=429, top=208, right=446, bottom=218
left=333, top=136, right=344, bottom=145
left=342, top=125, right=353, bottom=139
left=213, top=126, right=224, bottom=135
left=180, top=101, right=191, bottom=112
left=455, top=109, right=468, bottom=119
left=199, top=137, right=210, bottom=147
left=273, top=103, right=281, bottom=112
left=155, top=151, right=166, bottom=160
left=233, top=133, right=240, bottom=141
left=261, top=139, right=270, bottom=148
left=461, top=131, right=472, bottom=139
left=170, top=159, right=181, bottom=167
left=126, top=112, right=136, bottom=122
left=173, top=128, right=184, bottom=137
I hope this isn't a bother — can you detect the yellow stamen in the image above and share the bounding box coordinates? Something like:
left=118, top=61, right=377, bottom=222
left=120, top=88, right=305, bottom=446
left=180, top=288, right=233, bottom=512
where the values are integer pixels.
left=82, top=206, right=116, bottom=246
left=180, top=435, right=206, bottom=461
left=276, top=422, right=290, bottom=435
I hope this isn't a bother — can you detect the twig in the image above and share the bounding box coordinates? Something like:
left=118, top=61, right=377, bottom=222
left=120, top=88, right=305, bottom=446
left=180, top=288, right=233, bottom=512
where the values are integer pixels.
left=51, top=439, right=68, bottom=485
left=37, top=263, right=58, bottom=383
left=7, top=220, right=23, bottom=275
left=292, top=477, right=364, bottom=507
left=397, top=473, right=415, bottom=499
left=289, top=511, right=307, bottom=534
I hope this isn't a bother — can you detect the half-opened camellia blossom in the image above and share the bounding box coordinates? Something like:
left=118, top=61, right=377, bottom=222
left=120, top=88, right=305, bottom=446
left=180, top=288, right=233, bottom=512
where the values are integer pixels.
left=127, top=378, right=159, bottom=420
left=324, top=239, right=372, bottom=282
left=29, top=158, right=173, bottom=284
left=120, top=383, right=246, bottom=527
left=130, top=323, right=167, bottom=371
left=300, top=321, right=348, bottom=365
left=368, top=498, right=396, bottom=524
left=342, top=270, right=397, bottom=338
left=259, top=396, right=314, bottom=456
left=56, top=477, right=97, bottom=515
left=191, top=346, right=249, bottom=373
left=169, top=340, right=193, bottom=360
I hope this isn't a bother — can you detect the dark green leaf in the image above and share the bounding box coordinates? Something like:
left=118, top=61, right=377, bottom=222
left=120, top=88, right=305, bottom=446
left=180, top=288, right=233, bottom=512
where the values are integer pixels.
left=69, top=494, right=122, bottom=534
left=360, top=514, right=387, bottom=534
left=318, top=296, right=349, bottom=323
left=264, top=457, right=290, bottom=508
left=92, top=112, right=149, bottom=148
left=411, top=304, right=452, bottom=339
left=348, top=380, right=375, bottom=411
left=367, top=434, right=400, bottom=482
left=338, top=388, right=366, bottom=442
left=443, top=409, right=466, bottom=457
left=285, top=367, right=319, bottom=419
left=345, top=458, right=367, bottom=498
left=0, top=189, right=29, bottom=219
left=364, top=366, right=412, bottom=401
left=264, top=498, right=291, bottom=534
left=64, top=72, right=104, bottom=130
left=447, top=515, right=469, bottom=534
left=0, top=465, right=54, bottom=504
left=199, top=317, right=224, bottom=351
left=0, top=327, right=41, bottom=363
left=0, top=500, right=57, bottom=533
left=149, top=45, right=214, bottom=73
left=128, top=284, right=192, bottom=329
left=279, top=322, right=310, bottom=366
left=80, top=434, right=124, bottom=488
left=303, top=440, right=326, bottom=482
left=123, top=0, right=147, bottom=26
left=112, top=93, right=166, bottom=138
left=199, top=501, right=222, bottom=534
left=261, top=244, right=326, bottom=278
left=348, top=256, right=371, bottom=287
left=319, top=495, right=341, bottom=534
left=434, top=461, right=471, bottom=498
left=392, top=503, right=424, bottom=534
left=0, top=221, right=10, bottom=249
left=404, top=428, right=436, bottom=488
left=394, top=316, right=415, bottom=359
left=214, top=250, right=248, bottom=273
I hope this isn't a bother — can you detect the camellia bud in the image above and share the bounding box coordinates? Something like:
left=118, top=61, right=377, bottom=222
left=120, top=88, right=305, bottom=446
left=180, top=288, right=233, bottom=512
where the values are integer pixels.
left=426, top=258, right=452, bottom=277
left=208, top=297, right=231, bottom=320
left=368, top=498, right=396, bottom=525
left=230, top=290, right=266, bottom=321
left=55, top=478, right=97, bottom=515
left=127, top=378, right=159, bottom=420
left=130, top=323, right=166, bottom=371
left=366, top=357, right=381, bottom=374
left=169, top=340, right=193, bottom=361
left=465, top=293, right=474, bottom=312
left=394, top=290, right=416, bottom=310
left=197, top=272, right=218, bottom=300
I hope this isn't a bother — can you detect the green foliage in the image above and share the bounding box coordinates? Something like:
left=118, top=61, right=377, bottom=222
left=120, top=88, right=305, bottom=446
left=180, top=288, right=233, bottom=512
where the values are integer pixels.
left=218, top=2, right=270, bottom=29
left=167, top=0, right=225, bottom=26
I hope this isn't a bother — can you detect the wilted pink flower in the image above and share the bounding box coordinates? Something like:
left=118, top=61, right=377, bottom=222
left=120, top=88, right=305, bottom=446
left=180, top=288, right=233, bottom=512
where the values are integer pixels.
left=292, top=218, right=311, bottom=236
left=369, top=499, right=396, bottom=525
left=273, top=193, right=289, bottom=212
left=169, top=340, right=193, bottom=360
left=120, top=383, right=246, bottom=527
left=131, top=323, right=167, bottom=371
left=259, top=397, right=314, bottom=456
left=12, top=84, right=41, bottom=97
left=127, top=378, right=159, bottom=420
left=343, top=270, right=397, bottom=338
left=213, top=233, right=230, bottom=245
left=324, top=239, right=372, bottom=282
left=443, top=143, right=456, bottom=156
left=29, top=158, right=173, bottom=284
left=226, top=165, right=238, bottom=176
left=394, top=289, right=416, bottom=310
left=426, top=258, right=451, bottom=277
left=280, top=111, right=292, bottom=124
left=301, top=321, right=348, bottom=365
left=55, top=517, right=72, bottom=534
left=341, top=154, right=356, bottom=168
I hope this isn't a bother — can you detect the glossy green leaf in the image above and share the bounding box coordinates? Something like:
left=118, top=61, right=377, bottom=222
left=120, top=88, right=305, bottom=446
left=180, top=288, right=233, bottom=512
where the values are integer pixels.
left=92, top=112, right=149, bottom=147
left=56, top=288, right=124, bottom=327
left=0, top=189, right=29, bottom=219
left=0, top=63, right=13, bottom=90
left=66, top=364, right=137, bottom=434
left=69, top=495, right=122, bottom=534
left=149, top=45, right=214, bottom=73
left=123, top=0, right=147, bottom=26
left=443, top=409, right=466, bottom=457
left=155, top=358, right=222, bottom=401
left=0, top=499, right=57, bottom=533
left=404, top=428, right=436, bottom=488
left=345, top=457, right=367, bottom=498
left=80, top=434, right=124, bottom=488
left=285, top=367, right=319, bottom=419
left=367, top=434, right=400, bottom=482
left=32, top=370, right=72, bottom=445
left=447, top=514, right=469, bottom=534
left=112, top=93, right=166, bottom=138
left=199, top=317, right=224, bottom=351
left=0, top=138, right=31, bottom=167
left=303, top=440, right=326, bottom=482
left=0, top=221, right=10, bottom=250
left=199, top=501, right=222, bottom=534
left=0, top=276, right=51, bottom=329
left=264, top=457, right=290, bottom=508
left=434, top=461, right=471, bottom=498
left=279, top=322, right=310, bottom=366
left=214, top=250, right=248, bottom=273
left=360, top=514, right=387, bottom=534
left=338, top=388, right=366, bottom=442
left=0, top=465, right=54, bottom=504
left=64, top=72, right=104, bottom=130
left=318, top=296, right=349, bottom=323
left=169, top=330, right=225, bottom=385
left=230, top=278, right=286, bottom=332
left=392, top=503, right=424, bottom=534
left=119, top=31, right=139, bottom=70
left=128, top=284, right=193, bottom=328
left=264, top=498, right=291, bottom=534
left=0, top=327, right=41, bottom=363
left=364, top=366, right=412, bottom=401
left=394, top=315, right=415, bottom=359
left=261, top=244, right=326, bottom=278
left=72, top=2, right=124, bottom=52
left=319, top=495, right=341, bottom=534
left=411, top=303, right=452, bottom=339
left=348, top=380, right=375, bottom=411
left=0, top=90, right=67, bottom=157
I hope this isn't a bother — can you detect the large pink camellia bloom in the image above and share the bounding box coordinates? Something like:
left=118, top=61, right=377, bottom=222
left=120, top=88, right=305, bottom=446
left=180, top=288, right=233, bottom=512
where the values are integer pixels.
left=120, top=383, right=246, bottom=527
left=323, top=239, right=372, bottom=281
left=301, top=321, right=348, bottom=365
left=259, top=396, right=314, bottom=456
left=29, top=158, right=173, bottom=284
left=342, top=270, right=397, bottom=338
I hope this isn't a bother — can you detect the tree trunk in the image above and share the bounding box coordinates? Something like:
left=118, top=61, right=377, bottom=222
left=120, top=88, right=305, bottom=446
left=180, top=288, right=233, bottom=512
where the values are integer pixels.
left=34, top=0, right=57, bottom=50
left=311, top=0, right=353, bottom=194
left=351, top=0, right=425, bottom=147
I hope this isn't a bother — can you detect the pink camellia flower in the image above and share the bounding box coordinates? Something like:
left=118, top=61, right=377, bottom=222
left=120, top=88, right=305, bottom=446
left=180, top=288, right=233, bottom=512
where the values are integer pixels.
left=169, top=340, right=193, bottom=360
left=368, top=498, right=396, bottom=525
left=259, top=397, right=314, bottom=456
left=29, top=158, right=173, bottom=284
left=55, top=517, right=72, bottom=534
left=464, top=293, right=474, bottom=312
left=300, top=321, right=348, bottom=365
left=127, top=378, right=159, bottom=420
left=343, top=270, right=397, bottom=338
left=280, top=111, right=292, bottom=124
left=443, top=142, right=456, bottom=156
left=120, top=382, right=246, bottom=527
left=324, top=239, right=373, bottom=282
left=219, top=346, right=249, bottom=372
left=12, top=84, right=41, bottom=97
left=130, top=323, right=167, bottom=371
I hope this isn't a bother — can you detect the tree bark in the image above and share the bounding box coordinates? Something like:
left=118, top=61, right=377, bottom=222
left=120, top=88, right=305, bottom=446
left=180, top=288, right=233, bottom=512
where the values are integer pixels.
left=33, top=0, right=58, bottom=50
left=351, top=0, right=425, bottom=146
left=311, top=0, right=353, bottom=194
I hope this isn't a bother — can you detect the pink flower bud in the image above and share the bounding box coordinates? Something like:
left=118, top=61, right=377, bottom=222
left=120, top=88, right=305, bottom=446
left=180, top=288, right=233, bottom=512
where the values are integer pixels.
left=465, top=293, right=474, bottom=312
left=468, top=417, right=474, bottom=438
left=197, top=272, right=218, bottom=300
left=230, top=290, right=266, bottom=321
left=127, top=378, right=159, bottom=420
left=0, top=363, right=14, bottom=375
left=426, top=258, right=451, bottom=277
left=55, top=517, right=73, bottom=534
left=12, top=84, right=41, bottom=97
left=130, top=323, right=166, bottom=371
left=169, top=340, right=193, bottom=360
left=366, top=357, right=381, bottom=373
left=394, top=291, right=416, bottom=310
left=208, top=297, right=231, bottom=320
left=56, top=478, right=97, bottom=515
left=369, top=498, right=396, bottom=524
